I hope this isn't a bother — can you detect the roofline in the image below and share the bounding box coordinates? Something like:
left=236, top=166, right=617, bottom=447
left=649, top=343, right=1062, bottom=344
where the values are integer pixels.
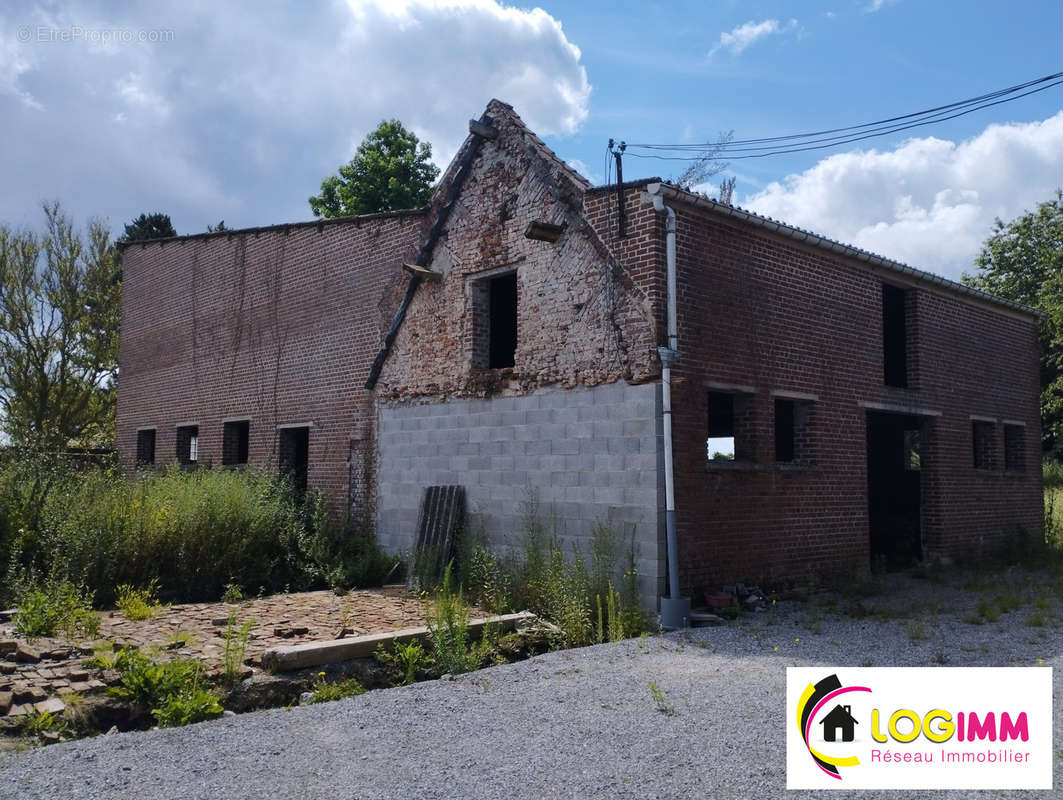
left=585, top=177, right=662, bottom=196
left=645, top=183, right=1041, bottom=321
left=116, top=206, right=429, bottom=250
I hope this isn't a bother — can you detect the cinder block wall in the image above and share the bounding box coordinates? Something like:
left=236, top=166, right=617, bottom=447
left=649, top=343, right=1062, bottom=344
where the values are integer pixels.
left=376, top=382, right=665, bottom=606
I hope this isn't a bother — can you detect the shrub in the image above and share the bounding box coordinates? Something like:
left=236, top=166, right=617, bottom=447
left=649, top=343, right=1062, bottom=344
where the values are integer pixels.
left=222, top=610, right=255, bottom=687
left=13, top=578, right=99, bottom=640
left=153, top=685, right=223, bottom=728
left=426, top=564, right=479, bottom=675
left=308, top=675, right=366, bottom=704
left=115, top=579, right=164, bottom=620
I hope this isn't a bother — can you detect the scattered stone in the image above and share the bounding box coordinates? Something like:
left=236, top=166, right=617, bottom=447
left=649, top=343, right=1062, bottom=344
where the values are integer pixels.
left=222, top=710, right=236, bottom=718
left=0, top=691, right=10, bottom=714
left=100, top=670, right=121, bottom=686
left=14, top=685, right=46, bottom=704
left=6, top=702, right=32, bottom=717
left=211, top=618, right=231, bottom=627
left=69, top=682, right=93, bottom=694
left=274, top=626, right=310, bottom=638
left=105, top=725, right=118, bottom=735
left=33, top=698, right=65, bottom=715
left=13, top=643, right=41, bottom=663
left=0, top=609, right=15, bottom=623
left=67, top=669, right=89, bottom=682
left=0, top=640, right=16, bottom=656
left=44, top=648, right=71, bottom=661
left=224, top=673, right=308, bottom=713
left=299, top=691, right=314, bottom=705
left=0, top=662, right=15, bottom=674
left=39, top=730, right=61, bottom=744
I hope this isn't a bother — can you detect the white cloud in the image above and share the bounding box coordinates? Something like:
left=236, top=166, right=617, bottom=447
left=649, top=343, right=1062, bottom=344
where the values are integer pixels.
left=865, top=0, right=900, bottom=12
left=709, top=19, right=798, bottom=56
left=0, top=0, right=590, bottom=233
left=743, top=112, right=1063, bottom=279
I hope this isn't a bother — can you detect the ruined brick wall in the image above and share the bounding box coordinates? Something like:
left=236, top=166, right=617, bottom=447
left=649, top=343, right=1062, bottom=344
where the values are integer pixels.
left=668, top=204, right=1042, bottom=592
left=116, top=213, right=425, bottom=513
left=374, top=105, right=660, bottom=401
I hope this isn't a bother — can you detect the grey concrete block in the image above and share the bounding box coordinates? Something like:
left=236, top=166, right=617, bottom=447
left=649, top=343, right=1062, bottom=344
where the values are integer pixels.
left=564, top=423, right=593, bottom=440
left=551, top=438, right=580, bottom=456
left=592, top=420, right=624, bottom=440
left=525, top=439, right=551, bottom=456
left=501, top=410, right=526, bottom=427
left=525, top=408, right=554, bottom=425
left=622, top=419, right=652, bottom=437
left=479, top=441, right=503, bottom=456
left=551, top=406, right=580, bottom=425
left=580, top=437, right=611, bottom=455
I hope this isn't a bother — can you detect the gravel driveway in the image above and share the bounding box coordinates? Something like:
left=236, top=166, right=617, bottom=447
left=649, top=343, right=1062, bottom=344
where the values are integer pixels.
left=1, top=568, right=1060, bottom=799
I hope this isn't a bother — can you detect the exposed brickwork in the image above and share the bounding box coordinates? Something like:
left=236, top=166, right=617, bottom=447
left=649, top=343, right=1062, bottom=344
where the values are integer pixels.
left=117, top=101, right=1042, bottom=604
left=117, top=212, right=426, bottom=513
left=374, top=103, right=659, bottom=402
left=667, top=204, right=1042, bottom=593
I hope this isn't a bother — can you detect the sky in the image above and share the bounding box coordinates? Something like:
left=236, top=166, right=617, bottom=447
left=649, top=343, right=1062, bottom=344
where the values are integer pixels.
left=2, top=0, right=1062, bottom=281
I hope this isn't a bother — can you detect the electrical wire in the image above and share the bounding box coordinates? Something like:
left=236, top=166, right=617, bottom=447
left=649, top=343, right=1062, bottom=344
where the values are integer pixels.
left=621, top=70, right=1063, bottom=161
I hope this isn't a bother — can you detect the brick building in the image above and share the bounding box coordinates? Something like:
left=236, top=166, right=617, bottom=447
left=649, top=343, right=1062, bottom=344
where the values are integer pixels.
left=117, top=100, right=1042, bottom=612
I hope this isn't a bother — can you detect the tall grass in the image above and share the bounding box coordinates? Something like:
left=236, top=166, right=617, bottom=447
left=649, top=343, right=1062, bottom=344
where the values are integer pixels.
left=1, top=456, right=396, bottom=606
left=455, top=496, right=647, bottom=646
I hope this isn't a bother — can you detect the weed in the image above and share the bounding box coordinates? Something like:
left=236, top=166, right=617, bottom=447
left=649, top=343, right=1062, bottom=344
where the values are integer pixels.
left=906, top=622, right=925, bottom=642
left=932, top=650, right=949, bottom=664
left=222, top=610, right=255, bottom=687
left=221, top=582, right=243, bottom=604
left=426, top=564, right=479, bottom=675
left=996, top=590, right=1022, bottom=614
left=165, top=630, right=197, bottom=649
left=376, top=639, right=431, bottom=685
left=13, top=578, right=99, bottom=640
left=115, top=579, right=164, bottom=620
left=308, top=674, right=366, bottom=704
left=153, top=684, right=223, bottom=728
left=1025, top=612, right=1047, bottom=628
left=648, top=681, right=675, bottom=716
left=19, top=709, right=67, bottom=738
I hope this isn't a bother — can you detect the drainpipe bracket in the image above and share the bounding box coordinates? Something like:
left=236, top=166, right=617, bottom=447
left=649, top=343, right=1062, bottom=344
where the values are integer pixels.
left=657, top=346, right=680, bottom=367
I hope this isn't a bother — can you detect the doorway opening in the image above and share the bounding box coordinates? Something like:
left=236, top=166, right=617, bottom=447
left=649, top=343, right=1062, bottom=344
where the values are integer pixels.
left=866, top=411, right=923, bottom=571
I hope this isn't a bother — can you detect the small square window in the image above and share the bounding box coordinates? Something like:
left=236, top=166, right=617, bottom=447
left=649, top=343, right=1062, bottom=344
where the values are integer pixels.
left=222, top=420, right=249, bottom=466
left=136, top=429, right=156, bottom=465
left=972, top=420, right=996, bottom=470
left=176, top=424, right=199, bottom=466
left=1004, top=424, right=1025, bottom=472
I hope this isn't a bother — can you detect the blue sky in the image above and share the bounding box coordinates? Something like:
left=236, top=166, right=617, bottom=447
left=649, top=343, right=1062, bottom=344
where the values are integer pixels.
left=2, top=0, right=1062, bottom=279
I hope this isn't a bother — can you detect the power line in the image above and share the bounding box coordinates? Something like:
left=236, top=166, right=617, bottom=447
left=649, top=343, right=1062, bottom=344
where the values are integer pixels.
left=622, top=70, right=1063, bottom=161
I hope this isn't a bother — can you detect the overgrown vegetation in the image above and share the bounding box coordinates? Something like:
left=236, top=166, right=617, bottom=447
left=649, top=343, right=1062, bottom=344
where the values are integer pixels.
left=307, top=674, right=366, bottom=704
left=452, top=498, right=648, bottom=648
left=108, top=646, right=222, bottom=728
left=222, top=611, right=255, bottom=687
left=12, top=577, right=99, bottom=639
left=0, top=456, right=396, bottom=607
left=115, top=579, right=164, bottom=620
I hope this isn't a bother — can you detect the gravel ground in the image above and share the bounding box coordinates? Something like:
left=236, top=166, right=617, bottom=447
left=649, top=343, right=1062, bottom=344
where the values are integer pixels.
left=1, top=566, right=1060, bottom=800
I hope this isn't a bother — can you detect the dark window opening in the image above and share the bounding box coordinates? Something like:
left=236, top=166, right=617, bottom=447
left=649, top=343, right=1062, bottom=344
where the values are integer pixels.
left=867, top=412, right=923, bottom=570
left=972, top=420, right=996, bottom=470
left=279, top=426, right=309, bottom=496
left=1004, top=424, right=1025, bottom=472
left=775, top=399, right=795, bottom=463
left=774, top=398, right=814, bottom=465
left=136, top=429, right=156, bottom=465
left=883, top=284, right=908, bottom=388
left=488, top=272, right=517, bottom=369
left=176, top=425, right=198, bottom=466
left=222, top=420, right=250, bottom=466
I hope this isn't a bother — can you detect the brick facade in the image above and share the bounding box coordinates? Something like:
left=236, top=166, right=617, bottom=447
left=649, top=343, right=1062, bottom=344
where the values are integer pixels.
left=117, top=100, right=1042, bottom=604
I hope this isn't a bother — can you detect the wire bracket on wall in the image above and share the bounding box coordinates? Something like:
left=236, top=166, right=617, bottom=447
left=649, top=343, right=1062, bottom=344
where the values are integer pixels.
left=608, top=138, right=627, bottom=237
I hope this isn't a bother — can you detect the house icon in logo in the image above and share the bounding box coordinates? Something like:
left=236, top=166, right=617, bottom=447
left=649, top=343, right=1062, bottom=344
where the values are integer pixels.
left=820, top=703, right=858, bottom=742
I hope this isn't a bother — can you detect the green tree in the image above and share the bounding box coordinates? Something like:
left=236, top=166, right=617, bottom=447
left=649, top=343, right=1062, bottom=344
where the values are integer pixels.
left=309, top=120, right=439, bottom=218
left=119, top=212, right=176, bottom=244
left=962, top=190, right=1063, bottom=454
left=0, top=204, right=120, bottom=449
